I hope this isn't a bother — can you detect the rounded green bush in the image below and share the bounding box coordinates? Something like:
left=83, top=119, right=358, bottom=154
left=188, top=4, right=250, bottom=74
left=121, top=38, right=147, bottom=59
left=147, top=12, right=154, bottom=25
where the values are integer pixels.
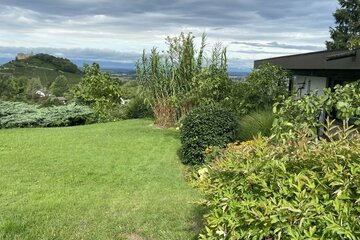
left=126, top=97, right=153, bottom=119
left=180, top=105, right=238, bottom=165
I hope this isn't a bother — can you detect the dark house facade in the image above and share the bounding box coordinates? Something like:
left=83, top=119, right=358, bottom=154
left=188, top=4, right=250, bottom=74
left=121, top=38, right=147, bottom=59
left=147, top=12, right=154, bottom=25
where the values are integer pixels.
left=254, top=48, right=360, bottom=97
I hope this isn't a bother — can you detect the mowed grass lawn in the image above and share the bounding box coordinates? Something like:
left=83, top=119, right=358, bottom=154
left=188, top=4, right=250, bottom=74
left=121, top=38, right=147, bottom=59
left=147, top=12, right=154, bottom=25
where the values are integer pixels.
left=0, top=119, right=201, bottom=240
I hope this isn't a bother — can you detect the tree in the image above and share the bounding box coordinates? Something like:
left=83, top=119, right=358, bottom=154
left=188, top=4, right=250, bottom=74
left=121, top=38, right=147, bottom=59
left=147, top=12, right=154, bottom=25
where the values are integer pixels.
left=50, top=75, right=69, bottom=96
left=347, top=35, right=360, bottom=50
left=72, top=63, right=122, bottom=120
left=226, top=63, right=290, bottom=117
left=25, top=77, right=43, bottom=100
left=326, top=0, right=360, bottom=50
left=0, top=75, right=19, bottom=100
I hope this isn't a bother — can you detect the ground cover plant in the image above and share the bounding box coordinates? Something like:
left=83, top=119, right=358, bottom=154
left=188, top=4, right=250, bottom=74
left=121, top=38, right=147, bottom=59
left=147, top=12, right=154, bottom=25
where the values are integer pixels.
left=0, top=101, right=93, bottom=128
left=0, top=119, right=201, bottom=239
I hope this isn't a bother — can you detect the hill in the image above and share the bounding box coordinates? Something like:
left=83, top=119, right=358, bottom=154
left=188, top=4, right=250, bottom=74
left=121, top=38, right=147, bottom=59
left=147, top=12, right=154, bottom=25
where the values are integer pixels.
left=0, top=54, right=82, bottom=87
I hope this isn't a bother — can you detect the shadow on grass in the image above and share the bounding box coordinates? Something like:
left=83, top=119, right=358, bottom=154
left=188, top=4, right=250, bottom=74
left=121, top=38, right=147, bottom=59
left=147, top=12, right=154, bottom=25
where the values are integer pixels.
left=0, top=218, right=27, bottom=239
left=162, top=129, right=180, bottom=140
left=176, top=147, right=184, bottom=164
left=188, top=204, right=207, bottom=239
left=162, top=127, right=206, bottom=239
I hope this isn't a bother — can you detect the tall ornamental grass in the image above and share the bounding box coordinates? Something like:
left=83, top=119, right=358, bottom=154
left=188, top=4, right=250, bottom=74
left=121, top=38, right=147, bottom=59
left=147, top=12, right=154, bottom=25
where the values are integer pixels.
left=136, top=33, right=229, bottom=127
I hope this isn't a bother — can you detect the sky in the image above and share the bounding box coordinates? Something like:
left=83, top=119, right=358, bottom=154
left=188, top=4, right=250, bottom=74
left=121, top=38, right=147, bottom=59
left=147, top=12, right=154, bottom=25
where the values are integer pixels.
left=0, top=0, right=339, bottom=71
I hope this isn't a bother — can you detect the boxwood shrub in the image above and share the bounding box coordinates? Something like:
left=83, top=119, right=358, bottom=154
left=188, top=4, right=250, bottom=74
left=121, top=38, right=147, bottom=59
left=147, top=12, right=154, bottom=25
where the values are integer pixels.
left=180, top=105, right=238, bottom=165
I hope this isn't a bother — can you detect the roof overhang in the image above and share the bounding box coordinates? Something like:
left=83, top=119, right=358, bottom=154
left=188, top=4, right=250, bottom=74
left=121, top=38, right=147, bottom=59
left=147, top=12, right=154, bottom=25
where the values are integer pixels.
left=254, top=48, right=360, bottom=70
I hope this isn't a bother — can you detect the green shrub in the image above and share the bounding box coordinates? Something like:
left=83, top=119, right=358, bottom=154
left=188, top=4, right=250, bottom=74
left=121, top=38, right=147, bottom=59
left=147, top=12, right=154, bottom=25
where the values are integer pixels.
left=225, top=63, right=290, bottom=117
left=104, top=104, right=129, bottom=120
left=196, top=128, right=360, bottom=239
left=96, top=98, right=153, bottom=121
left=273, top=80, right=360, bottom=138
left=0, top=101, right=93, bottom=128
left=180, top=105, right=238, bottom=165
left=39, top=96, right=67, bottom=107
left=238, top=110, right=274, bottom=141
left=126, top=97, right=153, bottom=119
left=50, top=75, right=70, bottom=97
left=120, top=80, right=139, bottom=99
left=0, top=101, right=35, bottom=118
left=72, top=63, right=123, bottom=121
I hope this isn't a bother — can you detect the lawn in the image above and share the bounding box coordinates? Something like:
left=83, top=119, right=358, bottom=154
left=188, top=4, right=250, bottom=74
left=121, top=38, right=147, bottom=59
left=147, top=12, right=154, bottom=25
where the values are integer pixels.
left=0, top=119, right=201, bottom=240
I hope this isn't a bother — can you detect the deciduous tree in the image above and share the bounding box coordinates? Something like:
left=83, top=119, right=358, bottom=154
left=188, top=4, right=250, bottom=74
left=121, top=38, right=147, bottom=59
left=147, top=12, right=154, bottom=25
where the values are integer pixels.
left=72, top=63, right=122, bottom=120
left=50, top=75, right=69, bottom=96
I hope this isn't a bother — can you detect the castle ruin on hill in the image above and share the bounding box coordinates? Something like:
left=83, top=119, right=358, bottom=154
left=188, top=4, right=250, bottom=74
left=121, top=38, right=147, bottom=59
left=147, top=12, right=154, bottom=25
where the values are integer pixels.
left=16, top=52, right=33, bottom=60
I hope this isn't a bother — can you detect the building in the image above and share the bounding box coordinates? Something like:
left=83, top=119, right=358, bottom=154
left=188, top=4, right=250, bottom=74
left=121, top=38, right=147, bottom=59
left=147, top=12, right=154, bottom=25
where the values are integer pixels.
left=16, top=53, right=33, bottom=61
left=254, top=48, right=360, bottom=97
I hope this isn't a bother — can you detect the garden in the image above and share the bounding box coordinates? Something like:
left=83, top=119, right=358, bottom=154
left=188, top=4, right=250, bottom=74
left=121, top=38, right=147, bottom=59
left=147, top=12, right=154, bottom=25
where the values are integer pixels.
left=1, top=32, right=360, bottom=239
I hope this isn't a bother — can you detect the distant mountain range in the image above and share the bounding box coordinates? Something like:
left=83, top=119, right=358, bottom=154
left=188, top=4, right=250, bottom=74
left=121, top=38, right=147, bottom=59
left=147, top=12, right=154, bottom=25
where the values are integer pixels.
left=0, top=55, right=250, bottom=79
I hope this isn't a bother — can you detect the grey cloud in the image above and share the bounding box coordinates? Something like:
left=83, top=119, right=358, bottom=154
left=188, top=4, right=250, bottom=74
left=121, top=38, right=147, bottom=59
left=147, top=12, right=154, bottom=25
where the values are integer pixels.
left=0, top=0, right=337, bottom=29
left=230, top=49, right=296, bottom=55
left=0, top=0, right=340, bottom=71
left=230, top=41, right=324, bottom=51
left=0, top=0, right=337, bottom=38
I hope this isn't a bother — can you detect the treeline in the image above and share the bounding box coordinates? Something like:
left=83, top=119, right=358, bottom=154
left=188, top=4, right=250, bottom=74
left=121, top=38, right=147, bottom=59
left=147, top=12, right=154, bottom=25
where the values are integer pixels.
left=0, top=74, right=71, bottom=104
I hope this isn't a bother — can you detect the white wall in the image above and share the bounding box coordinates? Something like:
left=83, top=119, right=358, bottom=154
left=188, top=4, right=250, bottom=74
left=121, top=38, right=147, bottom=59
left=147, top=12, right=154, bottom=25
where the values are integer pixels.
left=293, top=75, right=327, bottom=97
